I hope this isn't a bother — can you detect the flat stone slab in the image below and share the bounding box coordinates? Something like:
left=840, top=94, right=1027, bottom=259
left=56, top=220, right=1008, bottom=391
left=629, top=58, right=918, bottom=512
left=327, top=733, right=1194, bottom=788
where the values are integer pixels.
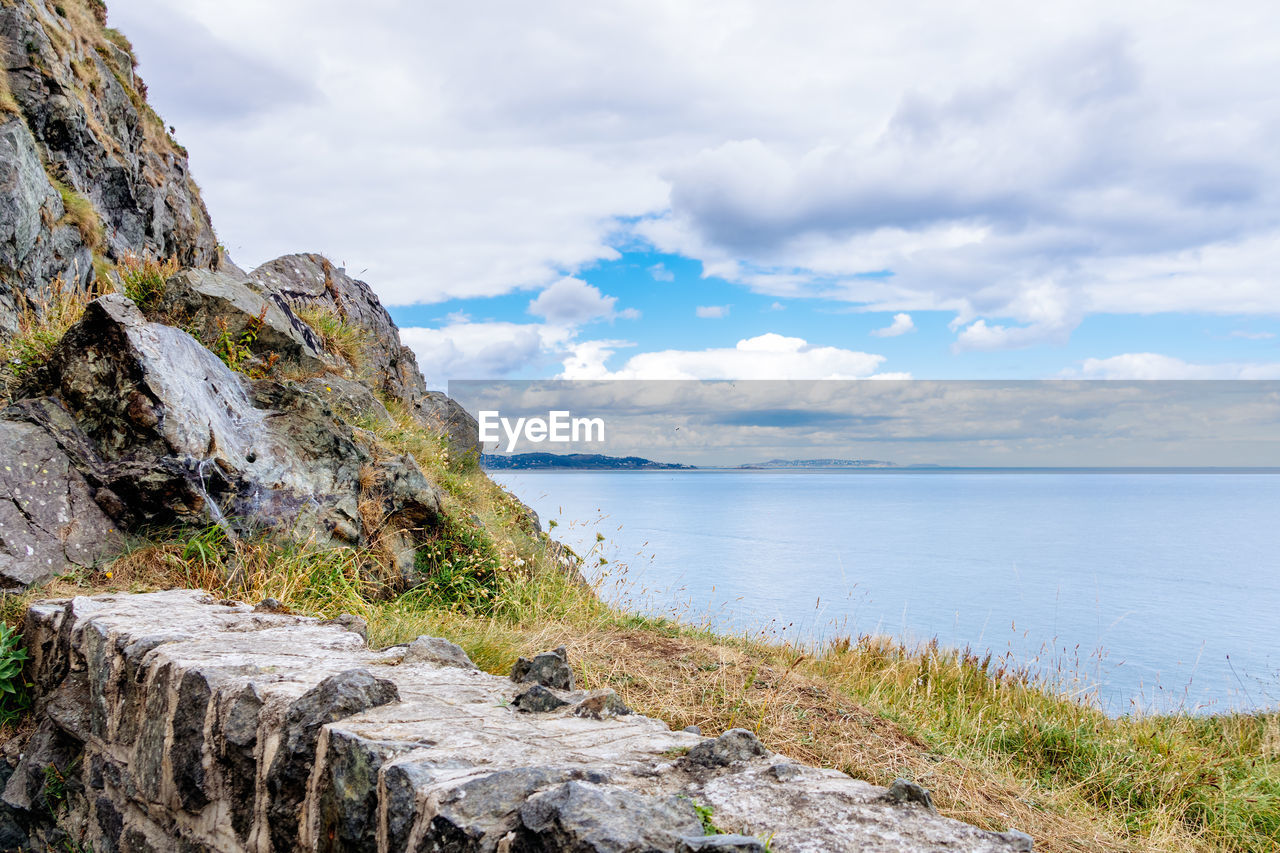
left=9, top=590, right=1034, bottom=852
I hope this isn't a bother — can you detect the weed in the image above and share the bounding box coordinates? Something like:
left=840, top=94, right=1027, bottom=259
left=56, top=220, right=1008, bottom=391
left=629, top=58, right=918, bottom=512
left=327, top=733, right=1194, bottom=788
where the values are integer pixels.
left=52, top=179, right=103, bottom=249
left=210, top=308, right=279, bottom=378
left=116, top=252, right=178, bottom=314
left=295, top=305, right=370, bottom=372
left=0, top=275, right=106, bottom=401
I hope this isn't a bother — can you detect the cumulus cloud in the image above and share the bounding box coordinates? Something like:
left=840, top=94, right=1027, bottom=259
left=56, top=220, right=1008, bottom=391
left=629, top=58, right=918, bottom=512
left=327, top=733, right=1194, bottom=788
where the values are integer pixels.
left=871, top=313, right=915, bottom=337
left=1073, top=353, right=1280, bottom=379
left=109, top=0, right=1280, bottom=356
left=400, top=321, right=552, bottom=385
left=559, top=332, right=889, bottom=379
left=528, top=277, right=627, bottom=325
left=695, top=305, right=730, bottom=319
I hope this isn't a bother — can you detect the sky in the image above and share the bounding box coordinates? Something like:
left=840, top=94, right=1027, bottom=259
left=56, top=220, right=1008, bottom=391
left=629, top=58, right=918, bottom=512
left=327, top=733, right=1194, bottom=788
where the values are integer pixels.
left=108, top=0, right=1280, bottom=388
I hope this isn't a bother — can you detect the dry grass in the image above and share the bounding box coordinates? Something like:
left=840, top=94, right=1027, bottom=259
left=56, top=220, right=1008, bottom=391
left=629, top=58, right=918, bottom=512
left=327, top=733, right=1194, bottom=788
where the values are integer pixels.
left=295, top=305, right=371, bottom=372
left=0, top=274, right=110, bottom=401
left=0, top=68, right=20, bottom=116
left=51, top=178, right=103, bottom=249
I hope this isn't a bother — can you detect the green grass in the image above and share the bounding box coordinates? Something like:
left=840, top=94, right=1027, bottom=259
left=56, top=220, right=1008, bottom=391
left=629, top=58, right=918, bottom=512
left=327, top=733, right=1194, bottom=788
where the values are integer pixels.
left=52, top=179, right=103, bottom=249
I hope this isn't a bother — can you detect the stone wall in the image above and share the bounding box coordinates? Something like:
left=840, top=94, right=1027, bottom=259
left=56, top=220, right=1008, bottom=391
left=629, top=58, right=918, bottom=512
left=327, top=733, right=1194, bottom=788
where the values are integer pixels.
left=0, top=590, right=1034, bottom=852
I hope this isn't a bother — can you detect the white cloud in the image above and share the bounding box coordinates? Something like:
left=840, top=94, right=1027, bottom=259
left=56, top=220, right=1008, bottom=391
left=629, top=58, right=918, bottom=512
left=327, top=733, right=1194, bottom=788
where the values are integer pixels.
left=528, top=277, right=624, bottom=326
left=871, top=312, right=915, bottom=337
left=769, top=302, right=786, bottom=311
left=400, top=321, right=551, bottom=385
left=696, top=305, right=730, bottom=319
left=648, top=263, right=675, bottom=282
left=108, top=0, right=1280, bottom=352
left=1073, top=353, right=1280, bottom=379
left=560, top=332, right=888, bottom=379
left=1229, top=330, right=1276, bottom=340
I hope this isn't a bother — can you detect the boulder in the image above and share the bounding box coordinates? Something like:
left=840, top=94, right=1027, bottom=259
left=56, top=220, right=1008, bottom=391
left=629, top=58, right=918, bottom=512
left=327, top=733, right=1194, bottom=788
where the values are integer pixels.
left=252, top=253, right=426, bottom=401
left=687, top=729, right=770, bottom=769
left=511, top=646, right=575, bottom=691
left=517, top=781, right=705, bottom=850
left=7, top=294, right=441, bottom=557
left=403, top=635, right=478, bottom=670
left=155, top=268, right=324, bottom=368
left=415, top=390, right=481, bottom=459
left=251, top=254, right=480, bottom=455
left=0, top=418, right=120, bottom=589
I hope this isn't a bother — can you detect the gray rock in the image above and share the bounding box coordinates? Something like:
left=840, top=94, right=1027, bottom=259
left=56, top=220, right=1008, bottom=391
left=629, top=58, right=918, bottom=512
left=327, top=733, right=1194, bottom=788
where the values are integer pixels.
left=0, top=417, right=120, bottom=589
left=687, top=729, right=770, bottom=769
left=414, top=390, right=480, bottom=459
left=251, top=254, right=428, bottom=403
left=512, top=684, right=569, bottom=713
left=253, top=597, right=284, bottom=612
left=573, top=689, right=632, bottom=719
left=993, top=830, right=1036, bottom=851
left=427, top=767, right=572, bottom=847
left=0, top=118, right=91, bottom=337
left=155, top=268, right=324, bottom=368
left=265, top=669, right=399, bottom=852
left=9, top=295, right=443, bottom=559
left=766, top=762, right=803, bottom=782
left=518, top=780, right=705, bottom=851
left=9, top=589, right=1039, bottom=853
left=0, top=0, right=217, bottom=332
left=319, top=614, right=369, bottom=642
left=678, top=835, right=768, bottom=852
left=684, top=725, right=703, bottom=735
left=403, top=636, right=478, bottom=670
left=883, top=778, right=937, bottom=814
left=511, top=645, right=575, bottom=691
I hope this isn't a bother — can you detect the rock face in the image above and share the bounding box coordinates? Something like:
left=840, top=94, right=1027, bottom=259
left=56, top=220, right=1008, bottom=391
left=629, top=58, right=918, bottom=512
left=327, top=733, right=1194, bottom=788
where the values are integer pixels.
left=6, top=294, right=442, bottom=559
left=0, top=0, right=218, bottom=334
left=252, top=253, right=480, bottom=457
left=0, top=590, right=1036, bottom=853
left=0, top=418, right=120, bottom=589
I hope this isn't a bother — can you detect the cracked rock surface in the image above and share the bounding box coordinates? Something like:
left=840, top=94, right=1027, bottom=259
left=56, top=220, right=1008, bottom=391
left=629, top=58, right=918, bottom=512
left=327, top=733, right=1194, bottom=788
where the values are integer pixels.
left=0, top=590, right=1035, bottom=852
left=0, top=419, right=120, bottom=589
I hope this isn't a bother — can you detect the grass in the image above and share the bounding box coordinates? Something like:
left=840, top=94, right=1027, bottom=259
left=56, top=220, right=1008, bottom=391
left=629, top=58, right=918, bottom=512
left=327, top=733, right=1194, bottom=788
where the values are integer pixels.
left=115, top=252, right=178, bottom=313
left=0, top=301, right=1275, bottom=852
left=295, top=305, right=371, bottom=372
left=0, top=275, right=105, bottom=402
left=52, top=179, right=103, bottom=250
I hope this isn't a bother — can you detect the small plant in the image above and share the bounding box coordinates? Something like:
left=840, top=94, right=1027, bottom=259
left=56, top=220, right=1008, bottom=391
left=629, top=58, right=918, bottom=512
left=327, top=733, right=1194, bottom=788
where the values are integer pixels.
left=116, top=252, right=178, bottom=314
left=52, top=179, right=103, bottom=250
left=411, top=515, right=504, bottom=612
left=211, top=308, right=279, bottom=378
left=689, top=798, right=721, bottom=835
left=0, top=276, right=106, bottom=400
left=0, top=623, right=28, bottom=701
left=296, top=305, right=370, bottom=371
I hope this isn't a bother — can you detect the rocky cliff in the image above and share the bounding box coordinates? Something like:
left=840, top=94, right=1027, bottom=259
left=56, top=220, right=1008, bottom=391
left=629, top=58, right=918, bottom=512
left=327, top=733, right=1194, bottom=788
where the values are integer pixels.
left=0, top=0, right=482, bottom=592
left=0, top=0, right=217, bottom=333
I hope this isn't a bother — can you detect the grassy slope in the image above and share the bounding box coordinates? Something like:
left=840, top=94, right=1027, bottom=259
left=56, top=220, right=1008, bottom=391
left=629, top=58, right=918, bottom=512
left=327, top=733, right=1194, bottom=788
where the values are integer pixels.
left=0, top=262, right=1276, bottom=852
left=2, top=419, right=1276, bottom=852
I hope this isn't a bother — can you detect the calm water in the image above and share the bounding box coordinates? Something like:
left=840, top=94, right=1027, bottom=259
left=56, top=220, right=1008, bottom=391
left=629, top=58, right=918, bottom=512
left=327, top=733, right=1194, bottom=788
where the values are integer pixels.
left=494, top=469, right=1280, bottom=715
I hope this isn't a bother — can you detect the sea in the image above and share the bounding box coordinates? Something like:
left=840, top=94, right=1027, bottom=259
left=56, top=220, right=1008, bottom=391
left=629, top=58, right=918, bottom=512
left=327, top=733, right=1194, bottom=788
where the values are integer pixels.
left=493, top=468, right=1280, bottom=716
